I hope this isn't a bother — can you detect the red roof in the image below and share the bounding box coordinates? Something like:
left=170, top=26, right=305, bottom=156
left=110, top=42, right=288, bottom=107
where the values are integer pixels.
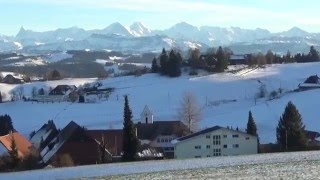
left=0, top=132, right=33, bottom=158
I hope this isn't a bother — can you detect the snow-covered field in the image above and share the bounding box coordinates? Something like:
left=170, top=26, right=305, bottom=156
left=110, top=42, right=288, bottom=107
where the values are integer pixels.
left=1, top=150, right=320, bottom=179
left=0, top=62, right=320, bottom=143
left=108, top=158, right=320, bottom=180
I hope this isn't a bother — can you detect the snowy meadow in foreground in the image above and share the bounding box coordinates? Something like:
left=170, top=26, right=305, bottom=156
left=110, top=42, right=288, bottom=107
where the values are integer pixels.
left=1, top=151, right=320, bottom=179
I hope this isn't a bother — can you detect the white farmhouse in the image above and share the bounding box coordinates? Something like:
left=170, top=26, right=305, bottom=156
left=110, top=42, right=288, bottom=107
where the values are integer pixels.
left=173, top=126, right=258, bottom=159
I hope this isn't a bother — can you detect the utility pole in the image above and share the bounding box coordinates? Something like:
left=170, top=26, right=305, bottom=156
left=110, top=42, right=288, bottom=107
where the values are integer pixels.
left=285, top=129, right=288, bottom=151
left=205, top=96, right=208, bottom=106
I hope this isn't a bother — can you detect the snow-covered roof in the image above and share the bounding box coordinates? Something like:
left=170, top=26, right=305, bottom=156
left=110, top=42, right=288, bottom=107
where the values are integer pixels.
left=3, top=74, right=24, bottom=80
left=298, top=83, right=320, bottom=88
left=230, top=55, right=246, bottom=60
left=41, top=121, right=80, bottom=163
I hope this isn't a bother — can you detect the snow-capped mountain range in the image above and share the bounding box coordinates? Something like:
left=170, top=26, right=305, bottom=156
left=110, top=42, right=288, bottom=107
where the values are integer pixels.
left=1, top=22, right=320, bottom=53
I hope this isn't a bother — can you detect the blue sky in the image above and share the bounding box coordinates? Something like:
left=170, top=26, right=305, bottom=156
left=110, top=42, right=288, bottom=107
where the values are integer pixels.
left=1, top=0, right=320, bottom=35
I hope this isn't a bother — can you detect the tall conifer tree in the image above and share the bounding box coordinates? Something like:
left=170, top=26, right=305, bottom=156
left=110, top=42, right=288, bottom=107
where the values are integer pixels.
left=276, top=101, right=307, bottom=151
left=122, top=95, right=139, bottom=161
left=246, top=111, right=257, bottom=136
left=159, top=48, right=168, bottom=75
left=9, top=136, right=19, bottom=168
left=215, top=46, right=228, bottom=72
left=151, top=57, right=158, bottom=73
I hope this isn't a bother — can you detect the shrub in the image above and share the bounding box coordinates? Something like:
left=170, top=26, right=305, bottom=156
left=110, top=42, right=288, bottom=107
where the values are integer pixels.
left=52, top=154, right=74, bottom=167
left=269, top=90, right=278, bottom=99
left=189, top=69, right=198, bottom=76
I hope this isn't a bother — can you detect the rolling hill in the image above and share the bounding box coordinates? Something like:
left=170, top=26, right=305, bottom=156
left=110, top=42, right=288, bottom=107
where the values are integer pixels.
left=0, top=62, right=320, bottom=144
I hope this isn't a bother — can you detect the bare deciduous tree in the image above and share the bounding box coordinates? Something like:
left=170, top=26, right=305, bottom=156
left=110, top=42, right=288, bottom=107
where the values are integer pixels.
left=31, top=87, right=38, bottom=98
left=10, top=90, right=18, bottom=101
left=178, top=92, right=202, bottom=133
left=16, top=86, right=24, bottom=100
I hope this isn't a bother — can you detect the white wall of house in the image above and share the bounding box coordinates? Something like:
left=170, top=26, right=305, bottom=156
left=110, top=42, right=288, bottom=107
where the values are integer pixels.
left=174, top=128, right=257, bottom=159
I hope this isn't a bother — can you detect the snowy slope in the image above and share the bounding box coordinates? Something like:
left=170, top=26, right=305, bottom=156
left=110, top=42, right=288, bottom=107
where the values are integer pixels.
left=0, top=63, right=320, bottom=144
left=1, top=150, right=320, bottom=179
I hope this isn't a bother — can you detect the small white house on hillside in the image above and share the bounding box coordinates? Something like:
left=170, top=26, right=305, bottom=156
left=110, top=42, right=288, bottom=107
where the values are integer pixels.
left=173, top=126, right=258, bottom=159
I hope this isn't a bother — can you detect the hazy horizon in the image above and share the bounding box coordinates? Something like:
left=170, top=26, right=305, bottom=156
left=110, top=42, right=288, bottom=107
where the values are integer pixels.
left=1, top=0, right=320, bottom=35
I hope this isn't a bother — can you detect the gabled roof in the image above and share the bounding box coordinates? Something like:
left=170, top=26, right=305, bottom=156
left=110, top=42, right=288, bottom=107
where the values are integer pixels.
left=140, top=105, right=153, bottom=116
left=49, top=85, right=77, bottom=95
left=41, top=121, right=85, bottom=163
left=199, top=54, right=217, bottom=60
left=135, top=121, right=190, bottom=140
left=3, top=74, right=24, bottom=80
left=305, top=130, right=320, bottom=140
left=0, top=132, right=33, bottom=158
left=304, top=75, right=320, bottom=84
left=176, top=126, right=222, bottom=142
left=230, top=55, right=247, bottom=60
left=30, top=120, right=58, bottom=150
left=175, top=126, right=256, bottom=143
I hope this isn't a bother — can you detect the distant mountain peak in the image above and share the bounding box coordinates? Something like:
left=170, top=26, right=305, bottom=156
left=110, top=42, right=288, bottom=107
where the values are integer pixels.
left=19, top=26, right=26, bottom=32
left=131, top=21, right=144, bottom=27
left=173, top=21, right=197, bottom=28
left=110, top=22, right=122, bottom=26
left=101, top=22, right=132, bottom=36
left=130, top=22, right=151, bottom=36
left=16, top=26, right=29, bottom=38
left=281, top=27, right=309, bottom=37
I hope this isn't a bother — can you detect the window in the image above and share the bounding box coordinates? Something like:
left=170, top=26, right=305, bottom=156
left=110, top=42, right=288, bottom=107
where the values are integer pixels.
left=194, top=156, right=201, bottom=158
left=213, top=149, right=221, bottom=156
left=223, top=144, right=228, bottom=148
left=195, top=145, right=201, bottom=149
left=213, top=135, right=221, bottom=139
left=233, top=144, right=239, bottom=148
left=165, top=139, right=168, bottom=142
left=232, top=134, right=239, bottom=138
left=223, top=135, right=227, bottom=138
left=207, top=155, right=211, bottom=157
left=213, top=135, right=221, bottom=145
left=157, top=138, right=160, bottom=143
left=206, top=145, right=210, bottom=149
left=246, top=137, right=250, bottom=140
left=206, top=135, right=210, bottom=139
left=161, top=139, right=164, bottom=143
